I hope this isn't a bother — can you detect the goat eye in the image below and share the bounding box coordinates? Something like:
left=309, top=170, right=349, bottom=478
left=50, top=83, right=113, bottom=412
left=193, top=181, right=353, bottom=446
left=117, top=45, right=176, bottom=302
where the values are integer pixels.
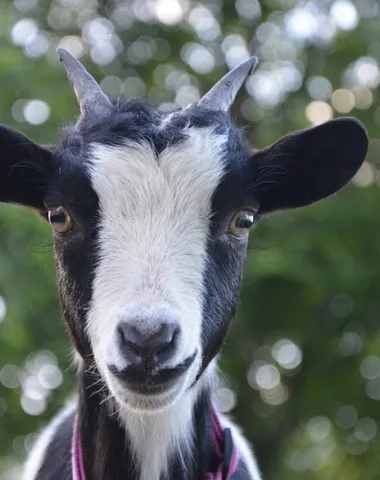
left=228, top=210, right=255, bottom=238
left=48, top=207, right=72, bottom=233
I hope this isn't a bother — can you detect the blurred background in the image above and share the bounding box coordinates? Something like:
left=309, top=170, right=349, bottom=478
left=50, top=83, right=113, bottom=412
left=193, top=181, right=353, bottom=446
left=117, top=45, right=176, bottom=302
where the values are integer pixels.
left=0, top=0, right=380, bottom=479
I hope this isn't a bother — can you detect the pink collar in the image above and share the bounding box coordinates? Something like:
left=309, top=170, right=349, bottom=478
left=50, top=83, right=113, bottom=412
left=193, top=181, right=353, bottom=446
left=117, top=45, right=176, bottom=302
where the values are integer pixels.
left=72, top=409, right=239, bottom=480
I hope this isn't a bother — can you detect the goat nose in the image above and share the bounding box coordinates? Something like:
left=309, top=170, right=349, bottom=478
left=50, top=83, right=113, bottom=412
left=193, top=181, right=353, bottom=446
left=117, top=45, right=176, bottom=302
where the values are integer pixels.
left=117, top=322, right=179, bottom=366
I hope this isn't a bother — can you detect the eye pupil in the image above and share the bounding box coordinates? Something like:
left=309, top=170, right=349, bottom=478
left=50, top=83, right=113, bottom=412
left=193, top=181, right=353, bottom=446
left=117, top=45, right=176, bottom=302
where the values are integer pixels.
left=228, top=210, right=256, bottom=238
left=48, top=207, right=72, bottom=233
left=235, top=217, right=253, bottom=229
left=50, top=213, right=66, bottom=225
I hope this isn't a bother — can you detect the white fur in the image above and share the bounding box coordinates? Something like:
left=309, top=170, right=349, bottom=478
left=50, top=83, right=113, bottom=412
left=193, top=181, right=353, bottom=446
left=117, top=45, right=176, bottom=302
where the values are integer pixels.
left=121, top=403, right=193, bottom=480
left=22, top=401, right=75, bottom=480
left=116, top=372, right=209, bottom=480
left=87, top=126, right=226, bottom=396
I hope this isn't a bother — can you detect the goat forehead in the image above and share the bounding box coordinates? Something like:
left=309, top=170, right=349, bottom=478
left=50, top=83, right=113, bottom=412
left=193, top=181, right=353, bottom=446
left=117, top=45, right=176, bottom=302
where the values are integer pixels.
left=75, top=99, right=233, bottom=149
left=89, top=127, right=227, bottom=224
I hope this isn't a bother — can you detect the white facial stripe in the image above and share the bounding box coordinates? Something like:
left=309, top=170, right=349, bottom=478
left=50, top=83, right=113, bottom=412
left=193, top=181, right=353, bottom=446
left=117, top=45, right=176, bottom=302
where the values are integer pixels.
left=88, top=126, right=226, bottom=379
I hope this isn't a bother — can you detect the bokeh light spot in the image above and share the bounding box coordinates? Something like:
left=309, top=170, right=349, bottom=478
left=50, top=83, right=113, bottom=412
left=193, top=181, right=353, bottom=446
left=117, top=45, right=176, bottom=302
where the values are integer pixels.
left=306, top=76, right=332, bottom=101
left=11, top=19, right=38, bottom=47
left=330, top=1, right=359, bottom=31
left=285, top=7, right=319, bottom=40
left=354, top=418, right=377, bottom=442
left=336, top=332, right=363, bottom=356
left=100, top=76, right=124, bottom=97
left=352, top=86, right=373, bottom=110
left=21, top=395, right=46, bottom=416
left=25, top=31, right=50, bottom=58
left=306, top=416, right=332, bottom=442
left=345, top=434, right=368, bottom=455
left=14, top=0, right=38, bottom=12
left=360, top=355, right=380, bottom=380
left=272, top=339, right=302, bottom=370
left=352, top=161, right=375, bottom=188
left=0, top=296, right=7, bottom=323
left=305, top=101, right=333, bottom=125
left=188, top=6, right=221, bottom=42
left=23, top=100, right=51, bottom=126
left=216, top=387, right=237, bottom=413
left=260, top=382, right=289, bottom=406
left=255, top=364, right=281, bottom=390
left=365, top=378, right=380, bottom=400
left=181, top=43, right=215, bottom=74
left=155, top=0, right=184, bottom=25
left=331, top=88, right=355, bottom=113
left=0, top=365, right=21, bottom=389
left=336, top=405, right=358, bottom=429
left=235, top=0, right=261, bottom=21
left=58, top=36, right=85, bottom=58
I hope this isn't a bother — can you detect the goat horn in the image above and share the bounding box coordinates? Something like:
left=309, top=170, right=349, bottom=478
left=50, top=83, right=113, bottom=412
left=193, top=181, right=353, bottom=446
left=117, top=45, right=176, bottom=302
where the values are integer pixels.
left=57, top=47, right=112, bottom=118
left=199, top=56, right=258, bottom=111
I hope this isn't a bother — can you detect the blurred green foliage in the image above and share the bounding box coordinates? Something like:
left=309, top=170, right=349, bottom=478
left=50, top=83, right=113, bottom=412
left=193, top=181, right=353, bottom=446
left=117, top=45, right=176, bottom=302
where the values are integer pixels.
left=1, top=0, right=380, bottom=479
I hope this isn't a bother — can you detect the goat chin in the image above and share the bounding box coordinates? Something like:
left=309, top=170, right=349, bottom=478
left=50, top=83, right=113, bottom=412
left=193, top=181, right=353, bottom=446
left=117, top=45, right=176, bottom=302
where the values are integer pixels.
left=105, top=352, right=202, bottom=414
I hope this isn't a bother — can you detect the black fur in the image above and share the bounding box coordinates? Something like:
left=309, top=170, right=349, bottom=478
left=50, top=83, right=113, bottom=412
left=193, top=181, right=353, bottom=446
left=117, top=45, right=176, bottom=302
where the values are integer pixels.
left=35, top=409, right=74, bottom=480
left=0, top=125, right=54, bottom=208
left=251, top=117, right=369, bottom=214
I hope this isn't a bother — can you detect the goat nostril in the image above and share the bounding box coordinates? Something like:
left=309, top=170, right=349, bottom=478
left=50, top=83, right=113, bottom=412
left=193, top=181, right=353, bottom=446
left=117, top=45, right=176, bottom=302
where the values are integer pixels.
left=117, top=326, right=143, bottom=365
left=117, top=322, right=179, bottom=366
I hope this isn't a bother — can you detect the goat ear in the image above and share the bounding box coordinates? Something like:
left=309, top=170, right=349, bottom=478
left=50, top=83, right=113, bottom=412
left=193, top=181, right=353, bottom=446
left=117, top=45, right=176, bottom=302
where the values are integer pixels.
left=0, top=125, right=53, bottom=210
left=251, top=118, right=369, bottom=215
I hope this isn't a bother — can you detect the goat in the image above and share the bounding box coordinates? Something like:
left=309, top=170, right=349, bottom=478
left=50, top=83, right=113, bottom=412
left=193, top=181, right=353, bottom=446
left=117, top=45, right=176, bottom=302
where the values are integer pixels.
left=0, top=49, right=368, bottom=480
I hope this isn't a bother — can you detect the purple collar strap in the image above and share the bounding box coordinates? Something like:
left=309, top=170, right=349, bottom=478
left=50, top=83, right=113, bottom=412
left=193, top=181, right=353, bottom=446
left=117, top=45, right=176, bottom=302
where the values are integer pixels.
left=72, top=415, right=86, bottom=480
left=72, top=409, right=239, bottom=480
left=207, top=409, right=239, bottom=479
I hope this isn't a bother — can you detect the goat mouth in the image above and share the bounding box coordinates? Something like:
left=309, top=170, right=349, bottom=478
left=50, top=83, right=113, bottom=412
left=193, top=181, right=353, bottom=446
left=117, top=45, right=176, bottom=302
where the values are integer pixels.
left=108, top=353, right=196, bottom=396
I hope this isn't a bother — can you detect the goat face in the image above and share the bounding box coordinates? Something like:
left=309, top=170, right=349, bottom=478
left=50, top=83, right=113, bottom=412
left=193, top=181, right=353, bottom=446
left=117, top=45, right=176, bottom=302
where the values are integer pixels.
left=53, top=105, right=256, bottom=412
left=0, top=51, right=368, bottom=413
